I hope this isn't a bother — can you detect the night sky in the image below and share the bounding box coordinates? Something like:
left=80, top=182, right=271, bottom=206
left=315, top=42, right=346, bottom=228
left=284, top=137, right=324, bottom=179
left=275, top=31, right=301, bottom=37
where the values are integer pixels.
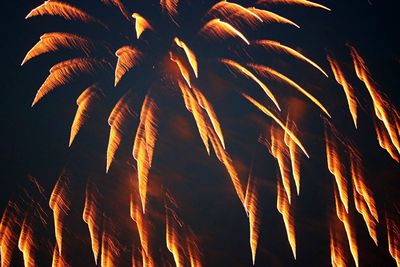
left=1, top=0, right=400, bottom=266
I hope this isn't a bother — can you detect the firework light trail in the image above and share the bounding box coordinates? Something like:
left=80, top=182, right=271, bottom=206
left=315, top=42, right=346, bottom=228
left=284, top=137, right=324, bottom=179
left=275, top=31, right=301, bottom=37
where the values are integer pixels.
left=1, top=0, right=400, bottom=266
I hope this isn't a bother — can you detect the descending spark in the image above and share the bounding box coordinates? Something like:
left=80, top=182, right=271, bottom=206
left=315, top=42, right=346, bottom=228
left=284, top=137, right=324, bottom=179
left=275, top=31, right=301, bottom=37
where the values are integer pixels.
left=208, top=1, right=263, bottom=22
left=247, top=8, right=300, bottom=28
left=254, top=40, right=328, bottom=76
left=165, top=208, right=184, bottom=267
left=244, top=171, right=260, bottom=265
left=18, top=218, right=35, bottom=267
left=26, top=1, right=106, bottom=27
left=174, top=37, right=199, bottom=78
left=170, top=52, right=193, bottom=88
left=52, top=245, right=69, bottom=267
left=200, top=19, right=250, bottom=45
left=277, top=179, right=296, bottom=259
left=130, top=193, right=150, bottom=257
left=334, top=188, right=358, bottom=267
left=243, top=93, right=309, bottom=158
left=330, top=228, right=347, bottom=267
left=257, top=0, right=331, bottom=11
left=350, top=46, right=400, bottom=158
left=221, top=59, right=281, bottom=111
left=271, top=126, right=292, bottom=204
left=178, top=81, right=245, bottom=204
left=132, top=13, right=153, bottom=39
left=132, top=96, right=158, bottom=213
left=386, top=214, right=400, bottom=267
left=106, top=92, right=135, bottom=172
left=101, top=0, right=131, bottom=21
left=0, top=202, right=21, bottom=267
left=186, top=232, right=202, bottom=267
left=191, top=87, right=225, bottom=148
left=327, top=55, right=358, bottom=128
left=284, top=119, right=301, bottom=195
left=83, top=182, right=102, bottom=264
left=249, top=64, right=331, bottom=117
left=21, top=32, right=98, bottom=66
left=69, top=84, right=102, bottom=146
left=160, top=0, right=179, bottom=18
left=325, top=126, right=348, bottom=213
left=31, top=58, right=110, bottom=106
left=49, top=175, right=71, bottom=255
left=374, top=118, right=400, bottom=162
left=101, top=220, right=120, bottom=267
left=115, top=46, right=143, bottom=86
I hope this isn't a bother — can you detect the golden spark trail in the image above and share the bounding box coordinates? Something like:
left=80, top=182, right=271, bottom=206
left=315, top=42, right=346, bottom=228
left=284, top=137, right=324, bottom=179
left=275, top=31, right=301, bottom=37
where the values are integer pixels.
left=115, top=46, right=143, bottom=86
left=243, top=93, right=309, bottom=158
left=174, top=38, right=199, bottom=78
left=277, top=179, right=296, bottom=259
left=374, top=119, right=400, bottom=162
left=49, top=175, right=71, bottom=255
left=327, top=55, right=358, bottom=128
left=257, top=0, right=331, bottom=11
left=386, top=214, right=400, bottom=267
left=22, top=33, right=97, bottom=66
left=330, top=229, right=347, bottom=267
left=69, top=85, right=101, bottom=146
left=130, top=193, right=150, bottom=257
left=186, top=233, right=202, bottom=267
left=334, top=189, right=358, bottom=267
left=101, top=221, right=120, bottom=267
left=178, top=81, right=246, bottom=205
left=31, top=58, right=109, bottom=106
left=247, top=8, right=300, bottom=28
left=221, top=59, right=281, bottom=111
left=353, top=186, right=377, bottom=245
left=325, top=127, right=348, bottom=213
left=52, top=245, right=69, bottom=267
left=0, top=202, right=20, bottom=267
left=208, top=1, right=263, bottom=22
left=83, top=182, right=102, bottom=264
left=170, top=52, right=192, bottom=88
left=255, top=40, right=328, bottom=76
left=200, top=19, right=250, bottom=45
left=160, top=0, right=179, bottom=18
left=107, top=93, right=135, bottom=172
left=244, top=172, right=260, bottom=265
left=133, top=96, right=158, bottom=213
left=192, top=87, right=225, bottom=149
left=165, top=208, right=184, bottom=267
left=271, top=127, right=292, bottom=204
left=26, top=1, right=106, bottom=27
left=18, top=218, right=35, bottom=267
left=284, top=119, right=301, bottom=195
left=132, top=13, right=153, bottom=39
left=250, top=64, right=331, bottom=117
left=350, top=46, right=400, bottom=158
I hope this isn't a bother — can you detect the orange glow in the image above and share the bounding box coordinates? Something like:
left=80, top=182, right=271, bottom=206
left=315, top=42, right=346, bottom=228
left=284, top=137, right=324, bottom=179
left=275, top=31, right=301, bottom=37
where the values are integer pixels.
left=374, top=120, right=400, bottom=163
left=277, top=179, right=296, bottom=259
left=200, top=18, right=250, bottom=45
left=209, top=1, right=263, bottom=22
left=115, top=46, right=143, bottom=86
left=327, top=55, right=358, bottom=128
left=221, top=59, right=281, bottom=111
left=101, top=221, right=120, bottom=267
left=250, top=64, right=331, bottom=117
left=160, top=0, right=179, bottom=18
left=0, top=202, right=20, bottom=267
left=49, top=175, right=71, bottom=255
left=247, top=7, right=300, bottom=28
left=130, top=193, right=150, bottom=257
left=52, top=245, right=68, bottom=267
left=132, top=13, right=153, bottom=39
left=166, top=208, right=184, bottom=267
left=133, top=96, right=158, bottom=213
left=170, top=52, right=192, bottom=88
left=174, top=37, right=199, bottom=78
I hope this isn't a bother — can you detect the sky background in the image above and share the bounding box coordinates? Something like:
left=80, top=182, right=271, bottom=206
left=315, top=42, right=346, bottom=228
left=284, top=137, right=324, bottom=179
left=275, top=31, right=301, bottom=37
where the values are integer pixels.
left=1, top=0, right=400, bottom=266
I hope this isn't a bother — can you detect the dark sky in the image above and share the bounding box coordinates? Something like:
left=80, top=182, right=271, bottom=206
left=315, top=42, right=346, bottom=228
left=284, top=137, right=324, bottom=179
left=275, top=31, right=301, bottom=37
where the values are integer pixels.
left=1, top=0, right=400, bottom=266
